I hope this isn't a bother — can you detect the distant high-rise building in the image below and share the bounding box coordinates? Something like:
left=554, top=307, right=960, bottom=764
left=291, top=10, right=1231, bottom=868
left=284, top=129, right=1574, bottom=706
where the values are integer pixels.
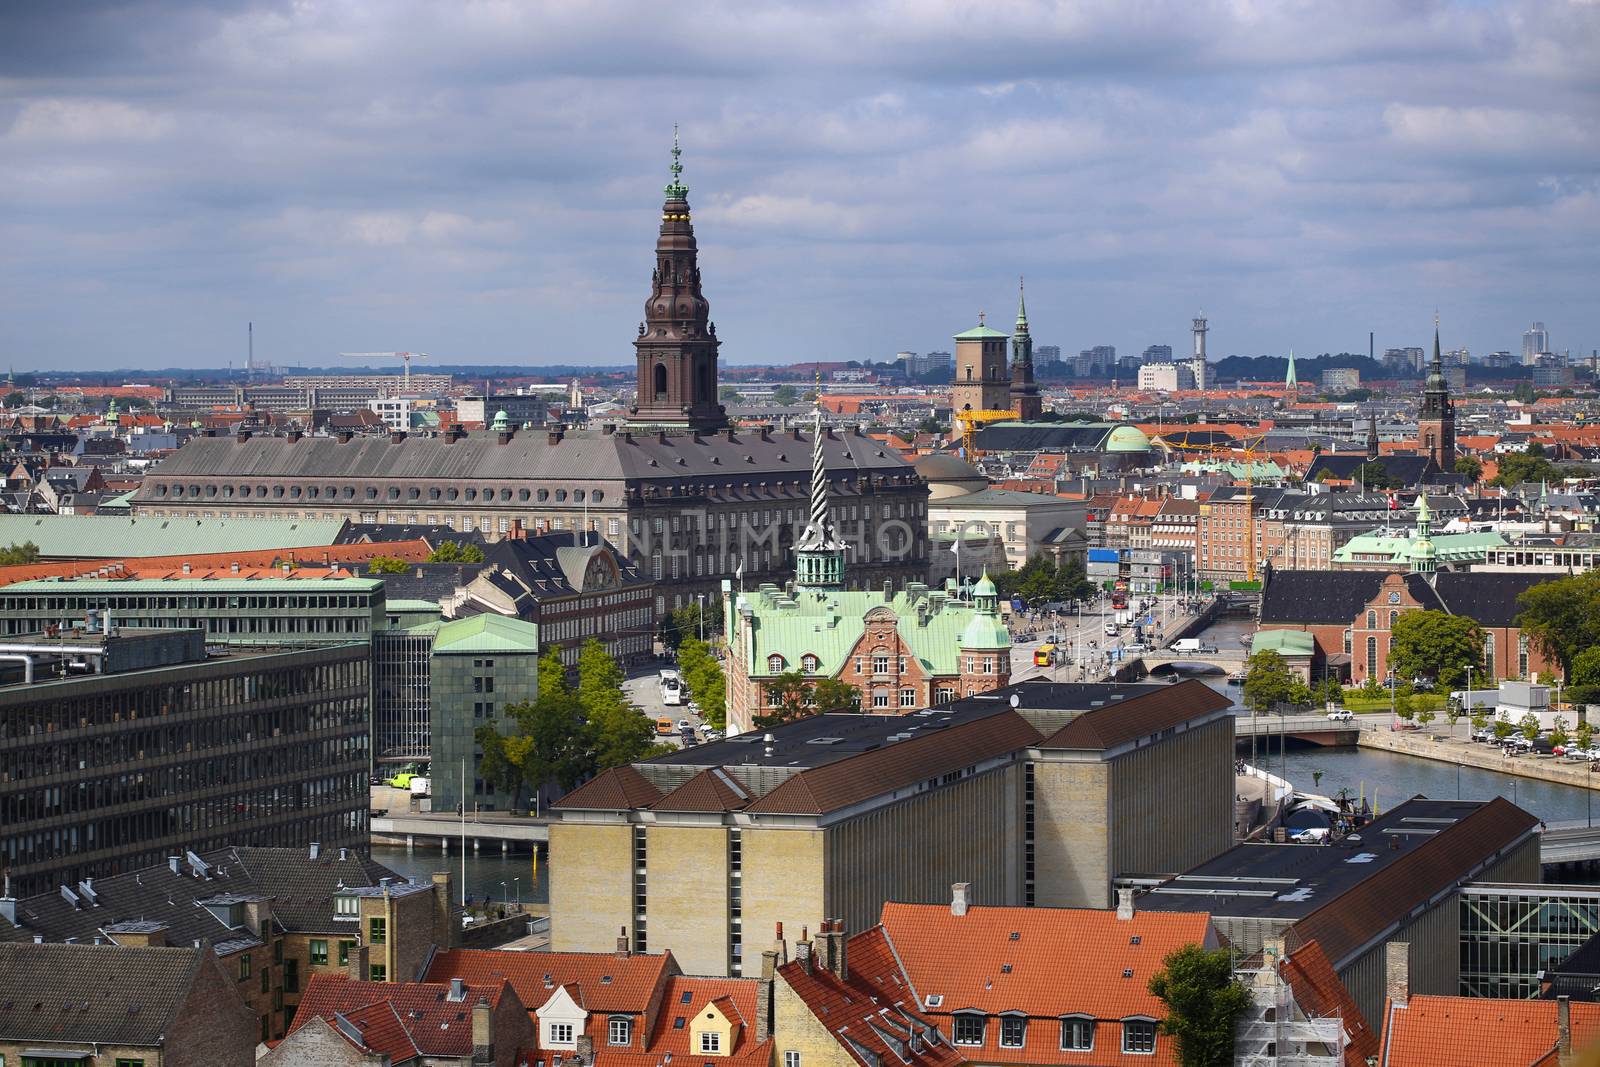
left=1442, top=347, right=1470, bottom=368
left=1523, top=322, right=1549, bottom=366
left=1142, top=344, right=1173, bottom=364
left=1036, top=344, right=1061, bottom=364
left=1382, top=348, right=1418, bottom=375
left=1138, top=364, right=1195, bottom=391
left=1191, top=316, right=1209, bottom=391
left=1483, top=350, right=1515, bottom=369
left=919, top=350, right=952, bottom=377
left=1075, top=345, right=1116, bottom=377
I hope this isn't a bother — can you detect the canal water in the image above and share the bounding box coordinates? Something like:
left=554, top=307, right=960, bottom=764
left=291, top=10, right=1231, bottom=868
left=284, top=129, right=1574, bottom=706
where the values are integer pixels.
left=1193, top=615, right=1600, bottom=825
left=371, top=844, right=550, bottom=908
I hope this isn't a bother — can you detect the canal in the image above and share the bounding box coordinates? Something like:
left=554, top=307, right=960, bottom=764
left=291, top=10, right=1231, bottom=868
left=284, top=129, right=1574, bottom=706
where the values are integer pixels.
left=371, top=844, right=550, bottom=908
left=1193, top=614, right=1600, bottom=825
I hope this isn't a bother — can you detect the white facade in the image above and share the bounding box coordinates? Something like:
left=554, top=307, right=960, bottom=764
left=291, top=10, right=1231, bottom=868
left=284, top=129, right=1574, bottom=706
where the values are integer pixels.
left=1137, top=363, right=1195, bottom=391
left=368, top=397, right=412, bottom=433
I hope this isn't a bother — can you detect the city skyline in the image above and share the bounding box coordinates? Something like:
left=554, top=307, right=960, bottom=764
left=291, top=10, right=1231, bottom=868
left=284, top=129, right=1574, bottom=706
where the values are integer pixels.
left=2, top=1, right=1596, bottom=370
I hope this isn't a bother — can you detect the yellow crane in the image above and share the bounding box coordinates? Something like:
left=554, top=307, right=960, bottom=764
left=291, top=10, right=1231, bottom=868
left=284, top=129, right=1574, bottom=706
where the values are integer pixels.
left=953, top=408, right=1020, bottom=458
left=1153, top=430, right=1274, bottom=583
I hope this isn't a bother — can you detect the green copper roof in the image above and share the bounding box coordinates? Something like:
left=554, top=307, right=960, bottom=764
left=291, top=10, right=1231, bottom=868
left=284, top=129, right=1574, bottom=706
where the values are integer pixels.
left=1252, top=629, right=1315, bottom=656
left=972, top=572, right=997, bottom=598
left=960, top=611, right=1010, bottom=650
left=1105, top=425, right=1153, bottom=452
left=953, top=324, right=1010, bottom=341
left=1332, top=528, right=1505, bottom=565
left=386, top=598, right=444, bottom=613
left=0, top=515, right=347, bottom=559
left=432, top=613, right=539, bottom=654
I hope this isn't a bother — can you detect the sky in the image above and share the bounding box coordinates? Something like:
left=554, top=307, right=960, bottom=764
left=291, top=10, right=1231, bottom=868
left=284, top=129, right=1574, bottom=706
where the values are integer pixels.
left=2, top=1, right=1597, bottom=372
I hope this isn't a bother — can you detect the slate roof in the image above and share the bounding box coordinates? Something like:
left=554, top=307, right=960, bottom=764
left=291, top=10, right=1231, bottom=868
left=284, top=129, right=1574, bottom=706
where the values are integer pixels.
left=1306, top=454, right=1438, bottom=486
left=975, top=423, right=1136, bottom=453
left=1039, top=679, right=1233, bottom=751
left=338, top=523, right=488, bottom=547
left=139, top=424, right=913, bottom=489
left=1281, top=939, right=1379, bottom=1067
left=1260, top=569, right=1396, bottom=625
left=1379, top=994, right=1600, bottom=1067
left=778, top=926, right=963, bottom=1067
left=1429, top=570, right=1549, bottom=627
left=0, top=941, right=207, bottom=1047
left=359, top=560, right=491, bottom=605
left=0, top=845, right=405, bottom=945
left=291, top=973, right=517, bottom=1059
left=0, top=514, right=348, bottom=558
left=478, top=533, right=649, bottom=607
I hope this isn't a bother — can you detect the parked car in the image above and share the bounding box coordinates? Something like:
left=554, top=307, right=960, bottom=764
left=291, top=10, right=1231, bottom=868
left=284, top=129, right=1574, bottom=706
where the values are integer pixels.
left=1291, top=827, right=1331, bottom=843
left=1125, top=642, right=1149, bottom=654
left=1327, top=709, right=1354, bottom=722
left=1198, top=644, right=1220, bottom=655
left=1103, top=624, right=1118, bottom=637
left=676, top=717, right=692, bottom=731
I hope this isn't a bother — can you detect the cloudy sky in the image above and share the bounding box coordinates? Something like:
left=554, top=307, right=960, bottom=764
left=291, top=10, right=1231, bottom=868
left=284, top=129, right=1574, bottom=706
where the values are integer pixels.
left=2, top=1, right=1597, bottom=372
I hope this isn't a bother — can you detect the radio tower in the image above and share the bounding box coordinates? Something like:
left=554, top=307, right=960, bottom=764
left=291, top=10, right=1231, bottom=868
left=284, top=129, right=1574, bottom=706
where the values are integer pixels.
left=1190, top=314, right=1209, bottom=392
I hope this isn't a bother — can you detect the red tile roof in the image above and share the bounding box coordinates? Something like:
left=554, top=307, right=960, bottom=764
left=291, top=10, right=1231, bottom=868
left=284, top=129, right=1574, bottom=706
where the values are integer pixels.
left=331, top=1000, right=422, bottom=1061
left=878, top=902, right=1215, bottom=1066
left=652, top=767, right=753, bottom=812
left=1379, top=994, right=1600, bottom=1067
left=778, top=926, right=965, bottom=1067
left=1280, top=939, right=1378, bottom=1067
left=624, top=976, right=768, bottom=1067
left=291, top=974, right=517, bottom=1059
left=424, top=947, right=674, bottom=1016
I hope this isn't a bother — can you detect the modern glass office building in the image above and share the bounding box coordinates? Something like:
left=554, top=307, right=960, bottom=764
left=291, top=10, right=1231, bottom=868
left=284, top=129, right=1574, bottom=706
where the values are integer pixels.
left=1460, top=883, right=1600, bottom=998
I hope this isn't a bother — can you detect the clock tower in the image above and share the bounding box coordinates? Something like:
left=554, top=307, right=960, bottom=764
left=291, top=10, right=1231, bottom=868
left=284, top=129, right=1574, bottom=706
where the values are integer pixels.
left=1418, top=322, right=1455, bottom=470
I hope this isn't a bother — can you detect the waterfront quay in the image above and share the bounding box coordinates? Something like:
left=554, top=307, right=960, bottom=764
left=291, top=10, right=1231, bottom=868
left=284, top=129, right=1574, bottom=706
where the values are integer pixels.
left=1355, top=720, right=1600, bottom=792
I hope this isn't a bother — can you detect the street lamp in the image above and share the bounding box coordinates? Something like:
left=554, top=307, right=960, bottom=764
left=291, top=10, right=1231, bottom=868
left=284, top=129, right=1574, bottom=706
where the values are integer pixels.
left=696, top=594, right=706, bottom=642
left=950, top=543, right=963, bottom=599
left=500, top=880, right=507, bottom=905
left=514, top=877, right=521, bottom=906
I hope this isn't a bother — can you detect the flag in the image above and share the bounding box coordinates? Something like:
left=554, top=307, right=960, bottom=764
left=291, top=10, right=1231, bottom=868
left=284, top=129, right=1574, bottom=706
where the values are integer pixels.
left=735, top=562, right=743, bottom=581
left=1388, top=495, right=1398, bottom=511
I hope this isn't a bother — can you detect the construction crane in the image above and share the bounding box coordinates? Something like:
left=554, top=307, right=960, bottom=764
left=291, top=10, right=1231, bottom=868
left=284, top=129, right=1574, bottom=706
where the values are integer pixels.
left=1153, top=429, right=1274, bottom=583
left=337, top=351, right=427, bottom=392
left=953, top=408, right=1020, bottom=458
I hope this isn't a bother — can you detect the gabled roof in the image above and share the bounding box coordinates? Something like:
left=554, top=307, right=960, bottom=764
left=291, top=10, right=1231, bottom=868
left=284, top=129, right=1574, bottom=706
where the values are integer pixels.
left=432, top=613, right=540, bottom=653
left=1431, top=570, right=1549, bottom=628
left=0, top=942, right=207, bottom=1047
left=0, top=514, right=348, bottom=558
left=1260, top=569, right=1392, bottom=625
left=424, top=947, right=673, bottom=1016
left=1379, top=994, right=1600, bottom=1067
left=607, top=974, right=770, bottom=1067
left=651, top=767, right=753, bottom=813
left=291, top=974, right=517, bottom=1058
left=323, top=1000, right=422, bottom=1062
left=880, top=902, right=1212, bottom=1023
left=553, top=766, right=664, bottom=812
left=778, top=926, right=964, bottom=1067
left=1281, top=939, right=1378, bottom=1067
left=1039, top=679, right=1233, bottom=752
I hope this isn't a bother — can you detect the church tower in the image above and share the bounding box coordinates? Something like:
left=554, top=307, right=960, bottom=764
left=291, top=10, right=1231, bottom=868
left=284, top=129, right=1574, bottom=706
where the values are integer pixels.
left=951, top=313, right=1012, bottom=427
left=1008, top=278, right=1043, bottom=420
left=1418, top=321, right=1456, bottom=469
left=794, top=409, right=848, bottom=590
left=629, top=130, right=728, bottom=432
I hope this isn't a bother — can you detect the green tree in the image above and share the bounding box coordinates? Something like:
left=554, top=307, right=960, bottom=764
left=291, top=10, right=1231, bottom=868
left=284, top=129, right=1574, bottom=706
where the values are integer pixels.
left=1470, top=709, right=1489, bottom=735
left=539, top=646, right=573, bottom=701
left=428, top=540, right=485, bottom=563
left=1387, top=611, right=1484, bottom=690
left=1453, top=455, right=1484, bottom=483
left=1416, top=703, right=1436, bottom=731
left=772, top=384, right=799, bottom=405
left=1287, top=678, right=1312, bottom=707
left=916, top=415, right=946, bottom=436
left=1354, top=461, right=1400, bottom=489
left=1551, top=714, right=1571, bottom=750
left=1493, top=718, right=1514, bottom=741
left=1520, top=712, right=1541, bottom=743
left=663, top=599, right=723, bottom=651
left=1147, top=944, right=1253, bottom=1067
left=677, top=637, right=727, bottom=729
left=2, top=391, right=26, bottom=409
left=719, top=386, right=744, bottom=404
left=1569, top=646, right=1600, bottom=713
left=1578, top=720, right=1594, bottom=752
left=813, top=676, right=861, bottom=713
left=1518, top=572, right=1600, bottom=678
left=1242, top=650, right=1296, bottom=716
left=761, top=670, right=813, bottom=725
left=366, top=555, right=410, bottom=575
left=1053, top=555, right=1095, bottom=601
left=0, top=542, right=41, bottom=566
left=1318, top=675, right=1345, bottom=707
left=1491, top=450, right=1561, bottom=489
left=1445, top=702, right=1462, bottom=736
left=1394, top=692, right=1414, bottom=722
left=476, top=688, right=595, bottom=797
left=577, top=638, right=657, bottom=770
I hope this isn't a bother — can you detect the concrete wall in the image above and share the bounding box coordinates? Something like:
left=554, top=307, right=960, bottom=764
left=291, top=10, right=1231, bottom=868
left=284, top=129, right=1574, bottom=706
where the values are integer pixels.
left=824, top=764, right=1021, bottom=933
left=647, top=823, right=731, bottom=976
left=550, top=820, right=634, bottom=954
left=1031, top=756, right=1110, bottom=908
left=1107, top=716, right=1235, bottom=884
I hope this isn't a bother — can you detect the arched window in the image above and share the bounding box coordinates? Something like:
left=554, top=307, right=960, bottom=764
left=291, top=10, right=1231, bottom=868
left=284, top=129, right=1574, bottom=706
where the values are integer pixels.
left=767, top=654, right=784, bottom=673
left=1389, top=610, right=1399, bottom=627
left=653, top=362, right=668, bottom=400
left=1366, top=610, right=1377, bottom=629
left=801, top=654, right=819, bottom=674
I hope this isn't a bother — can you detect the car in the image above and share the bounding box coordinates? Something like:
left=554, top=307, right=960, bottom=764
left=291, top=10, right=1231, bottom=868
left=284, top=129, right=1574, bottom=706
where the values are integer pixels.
left=677, top=718, right=692, bottom=731
left=1103, top=625, right=1118, bottom=637
left=1327, top=709, right=1354, bottom=722
left=702, top=728, right=724, bottom=742
left=1125, top=642, right=1149, bottom=654
left=1198, top=645, right=1220, bottom=655
left=655, top=717, right=675, bottom=735
left=1291, top=827, right=1331, bottom=843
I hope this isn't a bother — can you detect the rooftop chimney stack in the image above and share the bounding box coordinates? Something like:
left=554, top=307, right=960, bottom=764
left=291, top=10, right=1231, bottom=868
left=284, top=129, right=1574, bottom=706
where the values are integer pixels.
left=1116, top=887, right=1135, bottom=921
left=616, top=925, right=631, bottom=958
left=1559, top=995, right=1573, bottom=1064
left=473, top=995, right=495, bottom=1062
left=309, top=841, right=320, bottom=861
left=951, top=882, right=971, bottom=917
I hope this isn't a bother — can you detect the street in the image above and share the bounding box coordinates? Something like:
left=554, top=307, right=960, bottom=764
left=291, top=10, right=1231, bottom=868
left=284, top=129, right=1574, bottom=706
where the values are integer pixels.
left=624, top=663, right=712, bottom=747
left=1007, top=591, right=1209, bottom=683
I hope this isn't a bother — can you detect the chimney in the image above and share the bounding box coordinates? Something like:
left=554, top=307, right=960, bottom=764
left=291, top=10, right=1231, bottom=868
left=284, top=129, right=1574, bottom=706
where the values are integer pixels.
left=347, top=942, right=369, bottom=982
left=775, top=921, right=788, bottom=964
left=181, top=562, right=191, bottom=575
left=473, top=995, right=495, bottom=1062
left=1116, top=888, right=1135, bottom=921
left=0, top=875, right=15, bottom=925
left=796, top=931, right=814, bottom=975
left=390, top=431, right=406, bottom=444
left=168, top=856, right=181, bottom=876
left=338, top=847, right=349, bottom=861
left=951, top=882, right=971, bottom=917
left=230, top=561, right=240, bottom=573
left=449, top=977, right=467, bottom=1002
left=830, top=918, right=848, bottom=981
left=287, top=429, right=303, bottom=443
left=499, top=428, right=515, bottom=445
left=616, top=925, right=631, bottom=958
left=1385, top=941, right=1410, bottom=1008
left=236, top=430, right=251, bottom=443
left=336, top=430, right=353, bottom=444
left=1559, top=995, right=1572, bottom=1064
left=309, top=841, right=320, bottom=861
left=577, top=1035, right=594, bottom=1065
left=549, top=428, right=564, bottom=446
left=757, top=950, right=778, bottom=1043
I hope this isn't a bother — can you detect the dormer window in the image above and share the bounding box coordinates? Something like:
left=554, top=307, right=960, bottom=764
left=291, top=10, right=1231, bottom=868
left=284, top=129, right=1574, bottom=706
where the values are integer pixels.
left=952, top=1013, right=986, bottom=1046
left=333, top=894, right=359, bottom=920
left=768, top=654, right=785, bottom=673
left=801, top=654, right=819, bottom=674
left=550, top=1023, right=575, bottom=1045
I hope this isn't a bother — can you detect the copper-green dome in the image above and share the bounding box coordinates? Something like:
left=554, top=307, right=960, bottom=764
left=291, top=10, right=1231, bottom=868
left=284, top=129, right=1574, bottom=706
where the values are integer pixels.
left=1104, top=425, right=1152, bottom=452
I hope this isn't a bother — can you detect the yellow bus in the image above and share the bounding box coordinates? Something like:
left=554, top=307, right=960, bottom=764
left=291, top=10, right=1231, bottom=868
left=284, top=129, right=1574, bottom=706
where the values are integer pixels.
left=1034, top=644, right=1056, bottom=667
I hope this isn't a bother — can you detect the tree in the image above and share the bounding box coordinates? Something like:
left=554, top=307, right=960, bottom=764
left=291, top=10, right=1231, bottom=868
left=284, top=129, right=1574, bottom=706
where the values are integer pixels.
left=1491, top=450, right=1561, bottom=489
left=756, top=669, right=859, bottom=727
left=2, top=391, right=26, bottom=409
left=1453, top=455, right=1484, bottom=483
left=772, top=384, right=799, bottom=405
left=1317, top=675, right=1345, bottom=707
left=1513, top=381, right=1538, bottom=404
left=813, top=676, right=861, bottom=714
left=1394, top=692, right=1414, bottom=722
left=1470, top=709, right=1489, bottom=735
left=578, top=639, right=658, bottom=770
left=539, top=646, right=572, bottom=702
left=1147, top=944, right=1252, bottom=1067
left=1242, top=650, right=1296, bottom=716
left=1354, top=461, right=1400, bottom=489
left=1551, top=714, right=1571, bottom=750
left=1446, top=702, right=1462, bottom=736
left=0, top=542, right=41, bottom=566
left=476, top=688, right=595, bottom=798
left=1287, top=678, right=1312, bottom=707
left=1518, top=572, right=1600, bottom=679
left=1520, top=712, right=1541, bottom=743
left=428, top=540, right=485, bottom=563
left=1569, top=646, right=1600, bottom=712
left=677, top=637, right=727, bottom=729
left=366, top=555, right=410, bottom=575
left=1416, top=704, right=1436, bottom=731
left=719, top=386, right=744, bottom=404
left=916, top=415, right=946, bottom=436
left=1493, top=718, right=1514, bottom=741
left=1388, top=611, right=1484, bottom=690
left=663, top=599, right=723, bottom=650
left=1578, top=720, right=1594, bottom=753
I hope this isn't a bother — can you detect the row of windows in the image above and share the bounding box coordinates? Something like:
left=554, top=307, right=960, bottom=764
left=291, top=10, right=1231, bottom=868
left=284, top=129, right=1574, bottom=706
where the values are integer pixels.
left=150, top=482, right=608, bottom=504
left=949, top=1014, right=1154, bottom=1054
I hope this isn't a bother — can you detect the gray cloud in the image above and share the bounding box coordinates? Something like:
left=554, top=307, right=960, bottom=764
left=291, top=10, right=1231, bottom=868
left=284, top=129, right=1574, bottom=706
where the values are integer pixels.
left=1, top=0, right=1597, bottom=370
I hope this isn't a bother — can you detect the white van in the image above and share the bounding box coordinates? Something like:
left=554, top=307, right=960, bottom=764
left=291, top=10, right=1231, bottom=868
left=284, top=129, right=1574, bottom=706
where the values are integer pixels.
left=1172, top=638, right=1202, bottom=654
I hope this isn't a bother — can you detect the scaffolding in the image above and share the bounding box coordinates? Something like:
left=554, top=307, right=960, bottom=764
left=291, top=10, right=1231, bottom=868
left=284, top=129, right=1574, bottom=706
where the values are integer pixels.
left=1233, top=948, right=1347, bottom=1067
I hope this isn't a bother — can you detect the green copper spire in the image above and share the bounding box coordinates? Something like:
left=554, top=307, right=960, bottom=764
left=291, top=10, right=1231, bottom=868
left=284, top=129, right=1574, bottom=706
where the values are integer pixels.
left=664, top=125, right=688, bottom=200
left=1285, top=348, right=1298, bottom=389
left=1015, top=275, right=1029, bottom=330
